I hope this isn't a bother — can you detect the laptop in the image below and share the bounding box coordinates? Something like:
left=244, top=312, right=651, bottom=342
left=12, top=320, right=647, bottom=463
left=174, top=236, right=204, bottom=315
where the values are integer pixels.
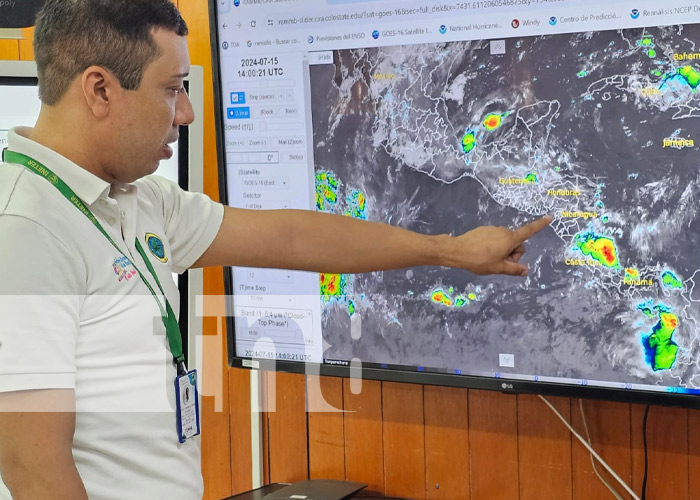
left=262, top=479, right=367, bottom=500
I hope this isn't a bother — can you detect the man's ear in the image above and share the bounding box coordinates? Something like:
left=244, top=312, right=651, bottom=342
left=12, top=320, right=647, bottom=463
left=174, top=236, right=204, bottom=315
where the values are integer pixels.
left=81, top=66, right=118, bottom=118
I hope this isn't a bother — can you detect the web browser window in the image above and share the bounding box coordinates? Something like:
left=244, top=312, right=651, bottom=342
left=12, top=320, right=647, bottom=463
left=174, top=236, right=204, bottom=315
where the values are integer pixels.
left=216, top=0, right=700, bottom=398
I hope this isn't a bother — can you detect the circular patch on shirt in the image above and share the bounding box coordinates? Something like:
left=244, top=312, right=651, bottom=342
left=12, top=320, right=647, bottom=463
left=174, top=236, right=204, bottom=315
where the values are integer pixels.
left=145, top=233, right=168, bottom=263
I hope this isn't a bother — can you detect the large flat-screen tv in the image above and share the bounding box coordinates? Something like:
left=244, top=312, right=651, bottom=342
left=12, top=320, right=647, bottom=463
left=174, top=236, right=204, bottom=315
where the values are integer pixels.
left=211, top=0, right=700, bottom=407
left=0, top=60, right=206, bottom=368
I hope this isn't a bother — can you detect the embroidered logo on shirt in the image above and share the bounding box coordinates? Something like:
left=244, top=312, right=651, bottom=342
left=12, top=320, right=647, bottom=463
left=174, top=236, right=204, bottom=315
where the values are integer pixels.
left=145, top=233, right=168, bottom=263
left=113, top=256, right=137, bottom=282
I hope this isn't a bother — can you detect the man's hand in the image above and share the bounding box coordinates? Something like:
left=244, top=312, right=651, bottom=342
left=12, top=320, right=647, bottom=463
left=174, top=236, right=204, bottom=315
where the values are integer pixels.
left=194, top=207, right=552, bottom=277
left=446, top=216, right=553, bottom=276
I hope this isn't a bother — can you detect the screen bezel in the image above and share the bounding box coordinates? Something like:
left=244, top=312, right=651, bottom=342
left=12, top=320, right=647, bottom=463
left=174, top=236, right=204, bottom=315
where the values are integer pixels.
left=207, top=1, right=700, bottom=409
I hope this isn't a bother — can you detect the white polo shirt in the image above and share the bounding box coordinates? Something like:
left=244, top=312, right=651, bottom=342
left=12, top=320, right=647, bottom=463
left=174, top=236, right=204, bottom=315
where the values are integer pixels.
left=0, top=127, right=224, bottom=500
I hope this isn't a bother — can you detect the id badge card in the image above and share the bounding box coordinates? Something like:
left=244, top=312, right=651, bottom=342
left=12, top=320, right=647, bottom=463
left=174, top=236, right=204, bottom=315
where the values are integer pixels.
left=175, top=370, right=200, bottom=443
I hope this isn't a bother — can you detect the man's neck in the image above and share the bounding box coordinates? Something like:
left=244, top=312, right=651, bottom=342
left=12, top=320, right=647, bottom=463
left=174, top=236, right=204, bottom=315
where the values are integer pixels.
left=29, top=112, right=115, bottom=184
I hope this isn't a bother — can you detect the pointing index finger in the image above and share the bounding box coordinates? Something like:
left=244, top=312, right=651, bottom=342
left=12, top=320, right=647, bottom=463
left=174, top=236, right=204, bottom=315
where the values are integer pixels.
left=514, top=216, right=553, bottom=242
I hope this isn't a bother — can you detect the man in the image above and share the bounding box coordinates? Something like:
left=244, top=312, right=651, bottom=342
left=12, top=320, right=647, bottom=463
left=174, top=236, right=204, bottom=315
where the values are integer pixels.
left=0, top=1, right=551, bottom=499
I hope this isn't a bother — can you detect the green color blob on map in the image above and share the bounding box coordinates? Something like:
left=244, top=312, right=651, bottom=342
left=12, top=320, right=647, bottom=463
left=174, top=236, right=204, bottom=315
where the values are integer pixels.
left=431, top=289, right=454, bottom=307
left=315, top=171, right=340, bottom=211
left=467, top=293, right=477, bottom=301
left=348, top=300, right=356, bottom=317
left=344, top=190, right=368, bottom=220
left=651, top=69, right=662, bottom=76
left=638, top=306, right=654, bottom=319
left=661, top=271, right=683, bottom=289
left=644, top=312, right=680, bottom=371
left=577, top=70, right=588, bottom=78
left=625, top=268, right=639, bottom=279
left=639, top=37, right=654, bottom=47
left=462, top=131, right=476, bottom=154
left=679, top=66, right=700, bottom=89
left=525, top=173, right=538, bottom=183
left=483, top=113, right=503, bottom=131
left=320, top=273, right=346, bottom=297
left=455, top=296, right=467, bottom=308
left=648, top=49, right=656, bottom=58
left=574, top=232, right=619, bottom=268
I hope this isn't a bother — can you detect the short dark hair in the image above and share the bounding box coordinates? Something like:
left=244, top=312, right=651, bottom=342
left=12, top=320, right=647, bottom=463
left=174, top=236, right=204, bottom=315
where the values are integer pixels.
left=34, top=0, right=188, bottom=105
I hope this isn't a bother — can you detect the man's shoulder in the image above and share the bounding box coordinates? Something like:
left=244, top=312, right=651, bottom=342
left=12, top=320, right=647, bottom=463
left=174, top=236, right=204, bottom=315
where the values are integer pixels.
left=0, top=161, right=24, bottom=197
left=0, top=161, right=73, bottom=231
left=134, top=174, right=182, bottom=202
left=0, top=162, right=41, bottom=215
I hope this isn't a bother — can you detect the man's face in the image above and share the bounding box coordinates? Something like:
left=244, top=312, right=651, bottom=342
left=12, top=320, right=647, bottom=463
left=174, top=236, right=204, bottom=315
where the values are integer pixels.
left=109, top=28, right=194, bottom=183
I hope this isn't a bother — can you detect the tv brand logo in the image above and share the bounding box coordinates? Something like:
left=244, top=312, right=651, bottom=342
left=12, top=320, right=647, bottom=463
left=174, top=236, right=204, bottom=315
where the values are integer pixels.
left=501, top=382, right=514, bottom=390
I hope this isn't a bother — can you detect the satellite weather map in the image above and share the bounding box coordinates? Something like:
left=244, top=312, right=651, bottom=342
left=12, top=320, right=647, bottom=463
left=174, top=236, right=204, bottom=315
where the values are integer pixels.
left=310, top=25, right=700, bottom=388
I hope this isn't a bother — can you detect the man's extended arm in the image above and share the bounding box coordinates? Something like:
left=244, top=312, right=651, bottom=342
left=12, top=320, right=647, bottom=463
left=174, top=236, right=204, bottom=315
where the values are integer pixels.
left=0, top=390, right=88, bottom=500
left=192, top=207, right=552, bottom=276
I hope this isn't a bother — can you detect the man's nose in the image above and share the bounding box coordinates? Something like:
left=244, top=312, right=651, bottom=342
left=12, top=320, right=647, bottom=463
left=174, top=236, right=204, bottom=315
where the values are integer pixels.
left=175, top=90, right=195, bottom=126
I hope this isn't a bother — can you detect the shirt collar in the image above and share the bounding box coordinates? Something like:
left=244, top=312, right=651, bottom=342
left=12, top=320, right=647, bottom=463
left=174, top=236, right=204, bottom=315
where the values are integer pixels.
left=6, top=126, right=112, bottom=206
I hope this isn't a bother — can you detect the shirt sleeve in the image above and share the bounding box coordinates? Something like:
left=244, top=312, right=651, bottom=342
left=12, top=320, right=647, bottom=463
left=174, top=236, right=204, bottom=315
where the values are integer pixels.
left=138, top=176, right=224, bottom=274
left=0, top=215, right=83, bottom=392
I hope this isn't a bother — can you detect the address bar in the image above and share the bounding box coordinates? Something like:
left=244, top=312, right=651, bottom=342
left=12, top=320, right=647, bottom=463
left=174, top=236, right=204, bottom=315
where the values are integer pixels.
left=273, top=0, right=579, bottom=28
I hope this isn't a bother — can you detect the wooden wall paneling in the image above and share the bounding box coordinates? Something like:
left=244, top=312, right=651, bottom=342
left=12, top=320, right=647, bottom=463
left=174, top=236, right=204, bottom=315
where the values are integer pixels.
left=689, top=408, right=700, bottom=496
left=199, top=270, right=230, bottom=500
left=307, top=375, right=345, bottom=480
left=570, top=399, right=633, bottom=500
left=342, top=378, right=384, bottom=494
left=630, top=404, right=688, bottom=499
left=177, top=0, right=218, bottom=203
left=229, top=368, right=253, bottom=495
left=0, top=40, right=19, bottom=60
left=198, top=294, right=232, bottom=500
left=424, top=386, right=469, bottom=500
left=382, top=381, right=426, bottom=499
left=517, top=395, right=572, bottom=500
left=18, top=28, right=33, bottom=61
left=261, top=370, right=271, bottom=485
left=468, top=390, right=519, bottom=500
left=266, top=372, right=308, bottom=483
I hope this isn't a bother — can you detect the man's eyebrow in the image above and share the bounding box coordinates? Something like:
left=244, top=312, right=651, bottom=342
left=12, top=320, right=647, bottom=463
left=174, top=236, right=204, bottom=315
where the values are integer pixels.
left=170, top=72, right=190, bottom=79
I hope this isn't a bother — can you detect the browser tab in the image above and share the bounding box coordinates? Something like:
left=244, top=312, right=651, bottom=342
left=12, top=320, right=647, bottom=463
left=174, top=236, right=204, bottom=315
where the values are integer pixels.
left=309, top=51, right=333, bottom=65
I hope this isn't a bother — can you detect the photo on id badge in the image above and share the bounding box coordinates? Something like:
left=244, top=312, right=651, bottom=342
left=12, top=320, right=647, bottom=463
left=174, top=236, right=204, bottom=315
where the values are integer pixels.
left=176, top=371, right=200, bottom=443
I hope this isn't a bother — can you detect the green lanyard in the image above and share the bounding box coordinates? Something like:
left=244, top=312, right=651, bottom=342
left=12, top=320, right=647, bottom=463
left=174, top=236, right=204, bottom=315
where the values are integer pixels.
left=2, top=149, right=188, bottom=376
